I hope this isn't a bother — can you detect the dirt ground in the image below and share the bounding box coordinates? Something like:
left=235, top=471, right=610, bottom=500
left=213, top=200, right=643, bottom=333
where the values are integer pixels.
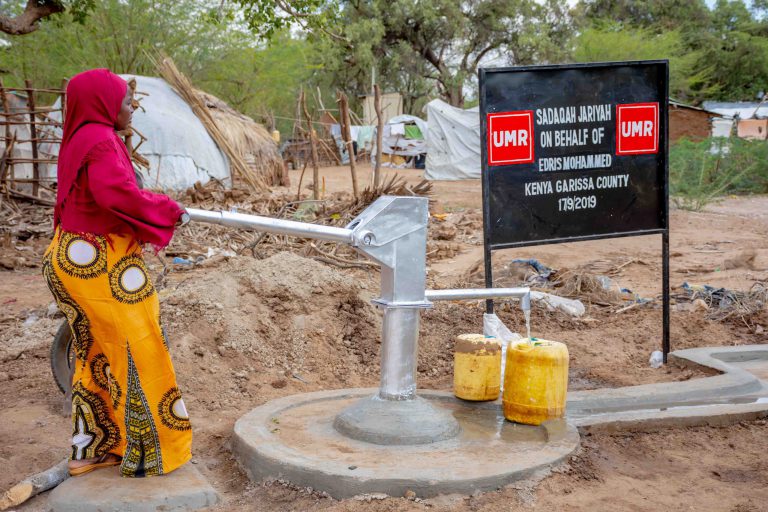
left=1, top=163, right=767, bottom=511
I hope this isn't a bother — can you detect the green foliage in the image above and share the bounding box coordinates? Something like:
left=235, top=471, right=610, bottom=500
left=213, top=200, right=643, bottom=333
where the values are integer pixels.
left=241, top=0, right=574, bottom=110
left=236, top=0, right=339, bottom=39
left=195, top=31, right=317, bottom=134
left=0, top=0, right=318, bottom=136
left=0, top=0, right=96, bottom=27
left=65, top=0, right=98, bottom=24
left=669, top=137, right=768, bottom=210
left=578, top=0, right=768, bottom=102
left=573, top=26, right=717, bottom=102
left=0, top=0, right=228, bottom=85
left=689, top=0, right=768, bottom=101
left=576, top=0, right=711, bottom=31
left=240, top=0, right=768, bottom=109
left=5, top=0, right=768, bottom=132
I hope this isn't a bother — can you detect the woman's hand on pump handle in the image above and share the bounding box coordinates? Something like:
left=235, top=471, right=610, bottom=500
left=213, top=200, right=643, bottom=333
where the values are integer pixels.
left=177, top=209, right=190, bottom=227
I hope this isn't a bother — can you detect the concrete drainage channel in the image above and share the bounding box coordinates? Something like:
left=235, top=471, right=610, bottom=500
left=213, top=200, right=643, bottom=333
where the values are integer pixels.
left=567, top=344, right=768, bottom=431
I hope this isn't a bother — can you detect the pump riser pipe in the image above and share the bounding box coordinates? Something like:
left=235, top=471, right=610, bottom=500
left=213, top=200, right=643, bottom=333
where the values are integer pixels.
left=378, top=308, right=420, bottom=401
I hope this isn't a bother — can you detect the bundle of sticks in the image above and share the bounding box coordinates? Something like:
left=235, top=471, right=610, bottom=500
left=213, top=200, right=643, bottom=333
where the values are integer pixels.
left=166, top=174, right=432, bottom=269
left=152, top=54, right=269, bottom=194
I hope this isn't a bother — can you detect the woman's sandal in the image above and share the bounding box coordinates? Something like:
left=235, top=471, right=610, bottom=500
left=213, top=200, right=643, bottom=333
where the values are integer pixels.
left=69, top=453, right=122, bottom=476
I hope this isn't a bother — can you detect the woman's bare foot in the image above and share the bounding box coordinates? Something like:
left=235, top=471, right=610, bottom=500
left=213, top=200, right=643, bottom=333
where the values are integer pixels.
left=68, top=453, right=121, bottom=471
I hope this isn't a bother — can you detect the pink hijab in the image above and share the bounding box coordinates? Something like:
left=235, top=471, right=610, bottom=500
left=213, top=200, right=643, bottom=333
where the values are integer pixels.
left=55, top=69, right=128, bottom=227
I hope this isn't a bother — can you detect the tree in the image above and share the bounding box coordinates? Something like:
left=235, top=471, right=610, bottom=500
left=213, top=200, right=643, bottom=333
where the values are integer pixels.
left=238, top=0, right=575, bottom=108
left=0, top=0, right=233, bottom=86
left=690, top=0, right=768, bottom=100
left=0, top=0, right=319, bottom=136
left=576, top=0, right=711, bottom=31
left=573, top=25, right=717, bottom=102
left=195, top=31, right=317, bottom=135
left=236, top=0, right=340, bottom=40
left=0, top=0, right=94, bottom=35
left=577, top=0, right=768, bottom=102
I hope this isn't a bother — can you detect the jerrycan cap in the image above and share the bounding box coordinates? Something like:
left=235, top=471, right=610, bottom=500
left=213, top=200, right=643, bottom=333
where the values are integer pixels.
left=515, top=338, right=554, bottom=350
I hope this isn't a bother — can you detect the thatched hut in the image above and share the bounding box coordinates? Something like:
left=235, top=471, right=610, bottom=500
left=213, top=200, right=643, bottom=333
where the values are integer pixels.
left=42, top=75, right=283, bottom=191
left=197, top=91, right=284, bottom=187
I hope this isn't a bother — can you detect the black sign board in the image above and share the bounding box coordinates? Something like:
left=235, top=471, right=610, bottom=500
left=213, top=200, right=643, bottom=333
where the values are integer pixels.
left=479, top=60, right=671, bottom=358
left=480, top=60, right=668, bottom=248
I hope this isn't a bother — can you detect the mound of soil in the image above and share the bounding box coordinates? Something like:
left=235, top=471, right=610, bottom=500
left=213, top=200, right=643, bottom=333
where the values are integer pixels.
left=159, top=253, right=384, bottom=412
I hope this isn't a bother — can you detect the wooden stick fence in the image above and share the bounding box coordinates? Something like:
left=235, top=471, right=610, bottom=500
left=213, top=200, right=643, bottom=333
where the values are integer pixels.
left=0, top=78, right=149, bottom=204
left=0, top=80, right=65, bottom=203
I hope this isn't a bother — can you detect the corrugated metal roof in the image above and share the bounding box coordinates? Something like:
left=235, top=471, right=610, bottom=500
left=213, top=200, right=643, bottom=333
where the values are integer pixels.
left=702, top=101, right=768, bottom=119
left=669, top=99, right=723, bottom=116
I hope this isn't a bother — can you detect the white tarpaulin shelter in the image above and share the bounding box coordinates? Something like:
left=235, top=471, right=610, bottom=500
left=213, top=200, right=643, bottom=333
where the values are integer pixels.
left=424, top=99, right=480, bottom=180
left=373, top=114, right=428, bottom=168
left=45, top=75, right=230, bottom=190
left=330, top=123, right=375, bottom=164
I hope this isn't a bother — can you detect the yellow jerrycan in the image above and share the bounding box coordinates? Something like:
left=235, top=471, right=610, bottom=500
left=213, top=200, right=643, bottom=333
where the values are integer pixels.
left=453, top=334, right=501, bottom=401
left=502, top=339, right=568, bottom=425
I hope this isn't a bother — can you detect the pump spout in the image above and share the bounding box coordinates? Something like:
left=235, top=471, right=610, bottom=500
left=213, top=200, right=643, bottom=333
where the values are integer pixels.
left=425, top=287, right=530, bottom=304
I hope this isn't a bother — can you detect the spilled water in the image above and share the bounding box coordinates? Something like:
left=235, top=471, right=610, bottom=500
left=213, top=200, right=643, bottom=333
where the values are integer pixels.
left=524, top=308, right=532, bottom=343
left=449, top=405, right=550, bottom=443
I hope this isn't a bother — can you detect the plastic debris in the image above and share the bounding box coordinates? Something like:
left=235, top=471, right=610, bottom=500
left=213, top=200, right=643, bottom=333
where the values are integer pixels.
left=206, top=247, right=237, bottom=259
left=46, top=302, right=59, bottom=318
left=681, top=282, right=737, bottom=308
left=649, top=350, right=664, bottom=368
left=172, top=257, right=193, bottom=266
left=22, top=313, right=39, bottom=327
left=530, top=291, right=585, bottom=317
left=511, top=258, right=553, bottom=285
left=483, top=313, right=522, bottom=392
left=596, top=275, right=615, bottom=291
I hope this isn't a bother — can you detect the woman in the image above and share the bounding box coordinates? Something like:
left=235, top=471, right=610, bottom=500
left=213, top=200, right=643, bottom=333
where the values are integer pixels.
left=43, top=69, right=192, bottom=477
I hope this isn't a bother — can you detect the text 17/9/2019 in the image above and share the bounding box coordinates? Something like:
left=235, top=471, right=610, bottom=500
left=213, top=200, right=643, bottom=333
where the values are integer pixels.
left=558, top=195, right=597, bottom=212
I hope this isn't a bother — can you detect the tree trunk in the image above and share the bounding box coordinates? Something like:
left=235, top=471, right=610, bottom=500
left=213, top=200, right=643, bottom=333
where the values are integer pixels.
left=300, top=89, right=320, bottom=200
left=444, top=83, right=464, bottom=108
left=338, top=92, right=359, bottom=198
left=0, top=0, right=65, bottom=36
left=373, top=84, right=384, bottom=190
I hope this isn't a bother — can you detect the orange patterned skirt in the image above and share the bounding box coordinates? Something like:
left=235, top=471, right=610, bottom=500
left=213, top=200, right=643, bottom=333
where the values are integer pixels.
left=43, top=228, right=192, bottom=477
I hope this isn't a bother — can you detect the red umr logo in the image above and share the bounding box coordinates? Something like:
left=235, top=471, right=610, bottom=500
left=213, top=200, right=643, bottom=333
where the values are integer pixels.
left=487, top=111, right=534, bottom=166
left=616, top=102, right=659, bottom=155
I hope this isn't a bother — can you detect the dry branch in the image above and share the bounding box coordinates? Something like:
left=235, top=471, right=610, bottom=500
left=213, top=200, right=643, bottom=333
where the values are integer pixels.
left=338, top=92, right=359, bottom=198
left=373, top=84, right=384, bottom=189
left=300, top=89, right=320, bottom=200
left=0, top=458, right=68, bottom=510
left=153, top=54, right=269, bottom=193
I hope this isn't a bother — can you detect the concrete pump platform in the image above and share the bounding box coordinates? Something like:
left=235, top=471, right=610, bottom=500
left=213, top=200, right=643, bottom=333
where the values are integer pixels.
left=50, top=345, right=766, bottom=507
left=232, top=389, right=580, bottom=499
left=49, top=464, right=219, bottom=512
left=232, top=345, right=768, bottom=499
